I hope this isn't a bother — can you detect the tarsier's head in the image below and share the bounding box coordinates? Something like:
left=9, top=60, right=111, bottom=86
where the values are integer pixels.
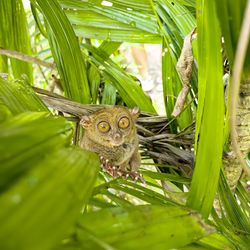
left=80, top=107, right=140, bottom=147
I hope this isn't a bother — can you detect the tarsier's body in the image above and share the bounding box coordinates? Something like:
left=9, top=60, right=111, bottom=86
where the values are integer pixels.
left=80, top=107, right=140, bottom=172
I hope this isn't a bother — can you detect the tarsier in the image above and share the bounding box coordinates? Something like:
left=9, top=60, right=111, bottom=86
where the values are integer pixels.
left=80, top=106, right=143, bottom=181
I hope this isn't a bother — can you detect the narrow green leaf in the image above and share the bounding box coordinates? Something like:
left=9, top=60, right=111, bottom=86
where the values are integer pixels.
left=218, top=174, right=250, bottom=247
left=33, top=0, right=91, bottom=103
left=162, top=40, right=182, bottom=132
left=89, top=197, right=117, bottom=208
left=0, top=56, right=8, bottom=75
left=87, top=41, right=121, bottom=104
left=74, top=26, right=161, bottom=43
left=60, top=0, right=161, bottom=43
left=236, top=182, right=250, bottom=211
left=142, top=170, right=190, bottom=184
left=93, top=178, right=177, bottom=206
left=0, top=147, right=99, bottom=250
left=187, top=0, right=224, bottom=218
left=110, top=183, right=170, bottom=205
left=0, top=0, right=33, bottom=82
left=100, top=189, right=133, bottom=207
left=158, top=0, right=196, bottom=35
left=178, top=244, right=212, bottom=250
left=30, top=3, right=48, bottom=38
left=98, top=41, right=121, bottom=56
left=84, top=44, right=156, bottom=113
left=88, top=64, right=101, bottom=104
left=175, top=0, right=196, bottom=8
left=155, top=1, right=194, bottom=129
left=60, top=0, right=153, bottom=13
left=198, top=232, right=238, bottom=250
left=101, top=82, right=117, bottom=105
left=215, top=0, right=250, bottom=76
left=212, top=209, right=247, bottom=250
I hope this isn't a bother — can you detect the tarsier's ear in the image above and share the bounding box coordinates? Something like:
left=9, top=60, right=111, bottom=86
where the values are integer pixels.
left=130, top=107, right=140, bottom=120
left=80, top=115, right=92, bottom=129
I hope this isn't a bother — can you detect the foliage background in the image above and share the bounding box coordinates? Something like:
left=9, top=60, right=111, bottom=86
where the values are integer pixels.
left=0, top=0, right=249, bottom=249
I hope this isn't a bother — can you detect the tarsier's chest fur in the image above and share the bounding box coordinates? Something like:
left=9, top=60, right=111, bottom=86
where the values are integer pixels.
left=80, top=107, right=141, bottom=172
left=81, top=134, right=138, bottom=165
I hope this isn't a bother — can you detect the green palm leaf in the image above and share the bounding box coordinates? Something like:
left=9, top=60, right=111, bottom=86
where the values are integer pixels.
left=0, top=145, right=99, bottom=250
left=0, top=113, right=73, bottom=191
left=155, top=0, right=196, bottom=129
left=187, top=0, right=224, bottom=218
left=0, top=77, right=47, bottom=119
left=59, top=205, right=215, bottom=250
left=32, top=0, right=91, bottom=103
left=60, top=0, right=161, bottom=43
left=0, top=0, right=33, bottom=82
left=0, top=1, right=249, bottom=249
left=215, top=0, right=250, bottom=76
left=84, top=44, right=156, bottom=113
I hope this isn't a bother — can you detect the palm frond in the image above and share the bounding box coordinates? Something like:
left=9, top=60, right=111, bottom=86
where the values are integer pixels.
left=32, top=0, right=91, bottom=103
left=0, top=78, right=99, bottom=250
left=0, top=77, right=47, bottom=117
left=0, top=0, right=33, bottom=82
left=59, top=0, right=161, bottom=43
left=187, top=0, right=224, bottom=218
left=57, top=205, right=215, bottom=250
left=0, top=0, right=250, bottom=249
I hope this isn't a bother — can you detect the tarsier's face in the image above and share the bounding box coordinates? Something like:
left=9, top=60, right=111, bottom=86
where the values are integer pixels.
left=81, top=107, right=139, bottom=147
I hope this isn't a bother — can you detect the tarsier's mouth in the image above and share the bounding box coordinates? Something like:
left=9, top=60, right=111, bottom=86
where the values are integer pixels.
left=110, top=136, right=124, bottom=146
left=110, top=139, right=125, bottom=147
left=111, top=143, right=129, bottom=150
left=111, top=142, right=123, bottom=147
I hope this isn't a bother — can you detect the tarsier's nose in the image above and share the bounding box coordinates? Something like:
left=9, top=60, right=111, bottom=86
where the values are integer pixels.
left=114, top=133, right=121, bottom=140
left=112, top=133, right=123, bottom=146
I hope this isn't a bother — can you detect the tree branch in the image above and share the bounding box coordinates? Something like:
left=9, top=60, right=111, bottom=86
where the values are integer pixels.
left=0, top=47, right=55, bottom=69
left=230, top=0, right=250, bottom=177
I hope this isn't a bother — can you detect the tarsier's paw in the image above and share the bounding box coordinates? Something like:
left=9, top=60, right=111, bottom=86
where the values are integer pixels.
left=100, top=156, right=122, bottom=176
left=123, top=170, right=145, bottom=184
left=100, top=156, right=116, bottom=175
left=100, top=156, right=145, bottom=184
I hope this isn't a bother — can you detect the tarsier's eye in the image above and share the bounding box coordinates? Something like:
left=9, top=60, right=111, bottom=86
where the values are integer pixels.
left=118, top=117, right=130, bottom=129
left=97, top=121, right=110, bottom=133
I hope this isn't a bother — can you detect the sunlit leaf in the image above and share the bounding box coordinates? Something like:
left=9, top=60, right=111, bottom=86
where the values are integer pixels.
left=155, top=0, right=196, bottom=129
left=0, top=0, right=33, bottom=82
left=217, top=174, right=250, bottom=248
left=60, top=205, right=215, bottom=250
left=215, top=0, right=250, bottom=76
left=83, top=44, right=156, bottom=113
left=0, top=77, right=48, bottom=118
left=60, top=0, right=161, bottom=43
left=33, top=0, right=91, bottom=103
left=0, top=112, right=73, bottom=191
left=0, top=147, right=99, bottom=250
left=101, top=81, right=117, bottom=105
left=187, top=0, right=224, bottom=218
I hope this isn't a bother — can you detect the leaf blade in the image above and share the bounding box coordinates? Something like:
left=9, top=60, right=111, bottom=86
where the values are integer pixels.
left=187, top=0, right=224, bottom=218
left=34, top=0, right=91, bottom=103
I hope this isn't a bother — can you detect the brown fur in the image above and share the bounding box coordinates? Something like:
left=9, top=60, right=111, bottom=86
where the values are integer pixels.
left=80, top=107, right=141, bottom=171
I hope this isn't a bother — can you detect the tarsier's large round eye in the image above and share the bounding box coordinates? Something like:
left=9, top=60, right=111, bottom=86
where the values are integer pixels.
left=118, top=117, right=130, bottom=129
left=97, top=121, right=110, bottom=133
